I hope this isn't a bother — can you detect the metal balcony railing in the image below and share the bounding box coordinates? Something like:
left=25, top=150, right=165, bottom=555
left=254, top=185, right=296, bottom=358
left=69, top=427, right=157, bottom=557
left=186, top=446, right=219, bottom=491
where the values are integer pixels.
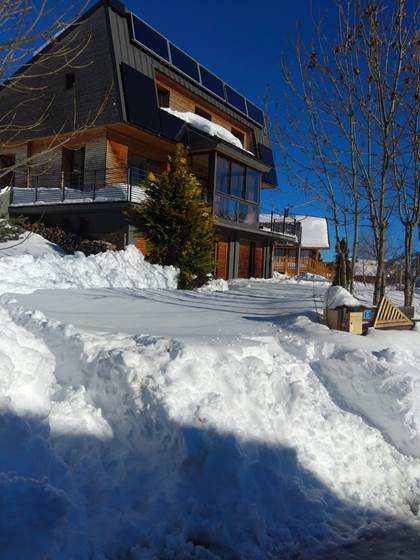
left=9, top=167, right=152, bottom=207
left=258, top=210, right=302, bottom=242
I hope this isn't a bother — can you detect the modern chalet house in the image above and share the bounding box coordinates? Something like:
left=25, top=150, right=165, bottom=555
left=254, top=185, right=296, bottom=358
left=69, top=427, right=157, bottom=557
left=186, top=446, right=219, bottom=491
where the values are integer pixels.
left=0, top=0, right=304, bottom=279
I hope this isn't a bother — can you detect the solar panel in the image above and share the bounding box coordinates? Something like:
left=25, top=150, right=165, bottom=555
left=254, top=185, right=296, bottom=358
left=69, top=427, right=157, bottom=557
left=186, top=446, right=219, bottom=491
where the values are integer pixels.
left=199, top=66, right=225, bottom=99
left=246, top=100, right=265, bottom=126
left=131, top=15, right=169, bottom=62
left=170, top=44, right=200, bottom=82
left=225, top=85, right=247, bottom=113
left=128, top=13, right=265, bottom=128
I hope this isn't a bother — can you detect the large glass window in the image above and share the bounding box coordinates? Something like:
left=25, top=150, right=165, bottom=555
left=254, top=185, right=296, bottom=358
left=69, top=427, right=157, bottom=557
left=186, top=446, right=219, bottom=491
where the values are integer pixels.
left=216, top=157, right=230, bottom=194
left=216, top=156, right=260, bottom=203
left=238, top=202, right=258, bottom=225
left=214, top=156, right=260, bottom=227
left=245, top=168, right=259, bottom=203
left=190, top=153, right=210, bottom=200
left=215, top=196, right=236, bottom=221
left=230, top=162, right=245, bottom=198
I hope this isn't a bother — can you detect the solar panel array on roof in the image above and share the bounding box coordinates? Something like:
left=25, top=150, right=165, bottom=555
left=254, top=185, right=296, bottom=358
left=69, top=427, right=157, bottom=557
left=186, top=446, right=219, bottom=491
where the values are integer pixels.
left=169, top=44, right=200, bottom=82
left=131, top=15, right=169, bottom=62
left=246, top=101, right=265, bottom=126
left=225, top=86, right=247, bottom=114
left=199, top=66, right=225, bottom=99
left=129, top=13, right=265, bottom=127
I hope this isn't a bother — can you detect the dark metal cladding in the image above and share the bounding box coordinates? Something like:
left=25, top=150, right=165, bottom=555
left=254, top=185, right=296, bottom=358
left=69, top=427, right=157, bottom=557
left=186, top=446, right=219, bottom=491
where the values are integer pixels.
left=225, top=86, right=247, bottom=114
left=131, top=14, right=169, bottom=61
left=120, top=63, right=160, bottom=133
left=169, top=44, right=200, bottom=82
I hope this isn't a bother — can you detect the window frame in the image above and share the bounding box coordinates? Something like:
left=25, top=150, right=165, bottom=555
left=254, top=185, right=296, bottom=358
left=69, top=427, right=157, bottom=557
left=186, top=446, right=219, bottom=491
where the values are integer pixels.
left=215, top=155, right=260, bottom=206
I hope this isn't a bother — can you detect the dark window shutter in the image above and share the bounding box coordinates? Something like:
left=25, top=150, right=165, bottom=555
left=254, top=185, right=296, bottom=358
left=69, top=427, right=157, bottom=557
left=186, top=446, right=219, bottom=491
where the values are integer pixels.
left=120, top=63, right=160, bottom=133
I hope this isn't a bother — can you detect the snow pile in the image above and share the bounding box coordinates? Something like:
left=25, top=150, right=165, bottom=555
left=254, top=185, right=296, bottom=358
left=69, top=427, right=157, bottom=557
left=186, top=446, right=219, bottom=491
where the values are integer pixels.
left=0, top=229, right=64, bottom=257
left=293, top=272, right=330, bottom=283
left=325, top=285, right=360, bottom=309
left=197, top=278, right=229, bottom=292
left=162, top=107, right=249, bottom=152
left=2, top=297, right=420, bottom=559
left=0, top=245, right=178, bottom=294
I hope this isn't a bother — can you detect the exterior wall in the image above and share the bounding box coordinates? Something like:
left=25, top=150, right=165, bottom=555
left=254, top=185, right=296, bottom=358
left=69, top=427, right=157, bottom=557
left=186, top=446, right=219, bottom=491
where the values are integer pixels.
left=215, top=236, right=229, bottom=280
left=156, top=75, right=252, bottom=151
left=214, top=229, right=272, bottom=279
left=0, top=4, right=119, bottom=145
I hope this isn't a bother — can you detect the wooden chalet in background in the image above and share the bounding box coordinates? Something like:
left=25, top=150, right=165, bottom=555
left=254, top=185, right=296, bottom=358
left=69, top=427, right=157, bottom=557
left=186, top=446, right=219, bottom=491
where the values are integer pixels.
left=0, top=0, right=305, bottom=279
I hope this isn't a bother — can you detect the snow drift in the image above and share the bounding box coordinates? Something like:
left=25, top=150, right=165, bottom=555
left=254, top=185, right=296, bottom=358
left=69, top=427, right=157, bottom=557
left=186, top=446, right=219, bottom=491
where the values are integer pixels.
left=0, top=245, right=178, bottom=295
left=325, top=285, right=360, bottom=309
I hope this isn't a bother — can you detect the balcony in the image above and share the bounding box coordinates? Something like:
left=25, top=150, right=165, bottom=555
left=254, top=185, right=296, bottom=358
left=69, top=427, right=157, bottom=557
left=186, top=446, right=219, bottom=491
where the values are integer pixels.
left=258, top=211, right=302, bottom=242
left=9, top=167, right=149, bottom=208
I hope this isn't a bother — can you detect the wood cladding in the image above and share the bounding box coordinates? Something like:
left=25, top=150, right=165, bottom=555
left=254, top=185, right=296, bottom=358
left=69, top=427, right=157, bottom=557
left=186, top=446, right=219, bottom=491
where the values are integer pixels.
left=254, top=243, right=264, bottom=278
left=135, top=236, right=149, bottom=256
left=156, top=73, right=252, bottom=151
left=238, top=240, right=251, bottom=278
left=215, top=237, right=229, bottom=279
left=106, top=139, right=128, bottom=183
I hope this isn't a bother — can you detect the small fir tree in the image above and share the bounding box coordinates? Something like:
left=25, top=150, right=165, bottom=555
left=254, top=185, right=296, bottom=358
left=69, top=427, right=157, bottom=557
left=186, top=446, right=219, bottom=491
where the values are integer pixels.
left=126, top=144, right=216, bottom=289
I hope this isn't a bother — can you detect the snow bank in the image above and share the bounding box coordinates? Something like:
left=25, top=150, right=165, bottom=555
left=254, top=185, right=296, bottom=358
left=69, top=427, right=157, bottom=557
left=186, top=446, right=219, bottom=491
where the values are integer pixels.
left=294, top=272, right=330, bottom=283
left=325, top=285, right=360, bottom=309
left=197, top=278, right=229, bottom=292
left=162, top=107, right=251, bottom=152
left=2, top=298, right=420, bottom=559
left=0, top=230, right=64, bottom=257
left=0, top=245, right=178, bottom=295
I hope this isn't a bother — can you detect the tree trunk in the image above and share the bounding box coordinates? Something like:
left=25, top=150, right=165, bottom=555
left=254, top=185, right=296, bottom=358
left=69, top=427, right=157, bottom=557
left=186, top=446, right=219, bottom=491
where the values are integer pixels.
left=404, top=225, right=414, bottom=306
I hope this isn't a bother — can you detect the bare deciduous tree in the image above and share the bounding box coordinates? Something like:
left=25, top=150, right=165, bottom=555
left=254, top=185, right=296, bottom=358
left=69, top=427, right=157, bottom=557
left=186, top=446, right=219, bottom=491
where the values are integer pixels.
left=274, top=0, right=419, bottom=303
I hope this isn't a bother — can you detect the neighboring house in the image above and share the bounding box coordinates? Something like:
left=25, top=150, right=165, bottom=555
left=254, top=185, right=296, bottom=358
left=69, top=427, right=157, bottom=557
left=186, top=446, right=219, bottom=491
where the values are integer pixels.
left=0, top=0, right=299, bottom=279
left=260, top=214, right=332, bottom=276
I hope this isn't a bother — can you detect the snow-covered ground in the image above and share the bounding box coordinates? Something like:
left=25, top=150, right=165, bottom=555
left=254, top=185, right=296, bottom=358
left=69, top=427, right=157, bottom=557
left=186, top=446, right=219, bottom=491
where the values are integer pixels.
left=1, top=237, right=420, bottom=559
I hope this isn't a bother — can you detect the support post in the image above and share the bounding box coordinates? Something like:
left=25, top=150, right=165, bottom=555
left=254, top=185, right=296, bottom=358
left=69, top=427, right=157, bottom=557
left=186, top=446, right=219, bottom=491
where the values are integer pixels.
left=296, top=243, right=301, bottom=276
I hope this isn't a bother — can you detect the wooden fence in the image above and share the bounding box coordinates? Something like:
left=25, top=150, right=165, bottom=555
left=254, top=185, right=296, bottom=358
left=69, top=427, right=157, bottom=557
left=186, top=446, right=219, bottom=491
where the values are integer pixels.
left=273, top=256, right=336, bottom=279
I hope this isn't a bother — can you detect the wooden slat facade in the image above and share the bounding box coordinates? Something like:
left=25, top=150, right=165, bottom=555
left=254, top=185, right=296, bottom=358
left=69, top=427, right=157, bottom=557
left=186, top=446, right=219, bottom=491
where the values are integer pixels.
left=135, top=236, right=149, bottom=256
left=155, top=74, right=252, bottom=151
left=215, top=237, right=229, bottom=279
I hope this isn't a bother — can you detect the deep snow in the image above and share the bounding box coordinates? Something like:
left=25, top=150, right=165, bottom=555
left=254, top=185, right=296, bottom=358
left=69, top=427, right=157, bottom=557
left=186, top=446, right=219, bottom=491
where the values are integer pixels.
left=1, top=241, right=420, bottom=559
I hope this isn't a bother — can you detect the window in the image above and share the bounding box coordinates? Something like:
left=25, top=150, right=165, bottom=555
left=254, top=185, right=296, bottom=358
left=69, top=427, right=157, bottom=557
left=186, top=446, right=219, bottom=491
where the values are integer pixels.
left=230, top=162, right=245, bottom=198
left=245, top=167, right=259, bottom=203
left=195, top=106, right=212, bottom=121
left=0, top=154, right=15, bottom=188
left=215, top=196, right=236, bottom=221
left=157, top=86, right=170, bottom=107
left=216, top=156, right=259, bottom=202
left=216, top=157, right=230, bottom=194
left=62, top=147, right=85, bottom=189
left=190, top=153, right=210, bottom=199
left=231, top=128, right=245, bottom=147
left=65, top=73, right=75, bottom=89
left=238, top=202, right=258, bottom=225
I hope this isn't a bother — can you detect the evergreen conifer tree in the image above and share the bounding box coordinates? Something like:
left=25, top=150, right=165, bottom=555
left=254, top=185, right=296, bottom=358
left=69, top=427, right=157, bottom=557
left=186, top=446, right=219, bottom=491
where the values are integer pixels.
left=126, top=144, right=216, bottom=289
